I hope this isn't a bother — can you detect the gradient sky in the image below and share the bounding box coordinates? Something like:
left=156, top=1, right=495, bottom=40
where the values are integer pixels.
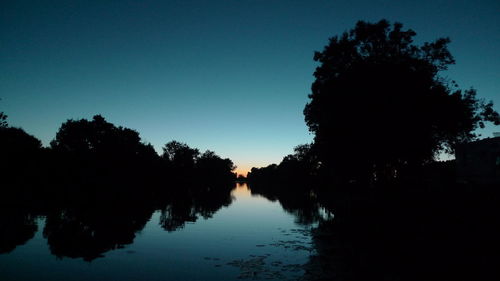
left=1, top=0, right=499, bottom=175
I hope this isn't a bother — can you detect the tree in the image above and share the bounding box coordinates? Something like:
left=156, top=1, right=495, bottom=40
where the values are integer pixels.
left=50, top=115, right=158, bottom=179
left=0, top=126, right=43, bottom=182
left=0, top=98, right=8, bottom=128
left=0, top=112, right=7, bottom=128
left=303, top=20, right=499, bottom=183
left=196, top=150, right=236, bottom=181
left=279, top=144, right=318, bottom=179
left=51, top=115, right=156, bottom=158
left=161, top=141, right=199, bottom=169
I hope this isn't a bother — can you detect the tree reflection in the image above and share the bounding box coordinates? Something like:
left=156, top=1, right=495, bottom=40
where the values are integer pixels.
left=0, top=114, right=237, bottom=260
left=158, top=182, right=234, bottom=232
left=159, top=202, right=198, bottom=232
left=249, top=182, right=328, bottom=225
left=43, top=195, right=155, bottom=261
left=0, top=209, right=38, bottom=254
left=0, top=180, right=235, bottom=261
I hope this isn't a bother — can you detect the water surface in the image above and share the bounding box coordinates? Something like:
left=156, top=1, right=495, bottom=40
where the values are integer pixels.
left=0, top=183, right=316, bottom=281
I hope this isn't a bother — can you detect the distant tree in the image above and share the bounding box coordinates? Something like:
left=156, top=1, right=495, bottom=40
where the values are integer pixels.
left=196, top=150, right=236, bottom=181
left=279, top=144, right=318, bottom=178
left=0, top=127, right=42, bottom=153
left=0, top=98, right=8, bottom=128
left=197, top=150, right=235, bottom=171
left=50, top=115, right=158, bottom=180
left=51, top=115, right=156, bottom=158
left=247, top=164, right=278, bottom=183
left=0, top=126, right=43, bottom=183
left=161, top=141, right=199, bottom=170
left=303, top=19, right=500, bottom=183
left=282, top=144, right=317, bottom=166
left=0, top=112, right=7, bottom=128
left=247, top=144, right=318, bottom=186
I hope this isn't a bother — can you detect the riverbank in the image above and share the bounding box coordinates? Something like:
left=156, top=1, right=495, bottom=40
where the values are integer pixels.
left=301, top=183, right=500, bottom=281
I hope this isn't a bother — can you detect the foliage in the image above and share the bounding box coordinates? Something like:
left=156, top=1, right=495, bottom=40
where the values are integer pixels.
left=0, top=126, right=43, bottom=183
left=1, top=113, right=238, bottom=259
left=0, top=98, right=8, bottom=128
left=50, top=115, right=157, bottom=160
left=162, top=140, right=200, bottom=169
left=247, top=143, right=317, bottom=184
left=281, top=144, right=318, bottom=171
left=0, top=112, right=7, bottom=128
left=196, top=150, right=236, bottom=181
left=161, top=141, right=236, bottom=182
left=303, top=19, right=500, bottom=182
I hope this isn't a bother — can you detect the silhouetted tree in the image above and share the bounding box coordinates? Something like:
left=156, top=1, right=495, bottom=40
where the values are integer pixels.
left=0, top=99, right=7, bottom=128
left=247, top=164, right=279, bottom=183
left=0, top=125, right=43, bottom=184
left=50, top=115, right=159, bottom=184
left=51, top=115, right=156, bottom=159
left=196, top=150, right=236, bottom=182
left=303, top=20, right=500, bottom=183
left=247, top=144, right=319, bottom=185
left=0, top=112, right=242, bottom=257
left=0, top=127, right=42, bottom=160
left=0, top=112, right=7, bottom=128
left=161, top=140, right=199, bottom=170
left=0, top=113, right=45, bottom=253
left=279, top=144, right=319, bottom=179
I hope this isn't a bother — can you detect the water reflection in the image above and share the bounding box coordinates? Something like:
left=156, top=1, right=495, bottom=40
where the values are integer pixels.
left=0, top=211, right=38, bottom=254
left=158, top=183, right=234, bottom=232
left=249, top=182, right=332, bottom=225
left=0, top=183, right=323, bottom=281
left=43, top=204, right=154, bottom=261
left=4, top=179, right=496, bottom=281
left=0, top=181, right=237, bottom=261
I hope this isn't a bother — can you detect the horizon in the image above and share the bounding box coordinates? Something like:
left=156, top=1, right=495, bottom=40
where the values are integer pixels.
left=1, top=0, right=499, bottom=176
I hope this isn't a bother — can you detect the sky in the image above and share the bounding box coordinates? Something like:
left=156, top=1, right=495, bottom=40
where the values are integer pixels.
left=1, top=0, right=499, bottom=175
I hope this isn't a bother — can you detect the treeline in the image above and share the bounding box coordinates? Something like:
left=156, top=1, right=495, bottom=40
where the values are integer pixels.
left=1, top=114, right=235, bottom=188
left=247, top=143, right=317, bottom=185
left=0, top=113, right=237, bottom=259
left=0, top=177, right=234, bottom=260
left=0, top=113, right=237, bottom=212
left=248, top=20, right=499, bottom=188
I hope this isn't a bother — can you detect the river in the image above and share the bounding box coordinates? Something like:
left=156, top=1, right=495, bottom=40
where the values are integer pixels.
left=0, top=183, right=320, bottom=281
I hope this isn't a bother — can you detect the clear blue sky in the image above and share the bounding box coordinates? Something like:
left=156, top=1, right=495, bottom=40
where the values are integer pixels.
left=1, top=0, right=499, bottom=174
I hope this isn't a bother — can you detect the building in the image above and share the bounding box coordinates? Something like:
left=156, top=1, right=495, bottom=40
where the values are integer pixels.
left=455, top=135, right=500, bottom=184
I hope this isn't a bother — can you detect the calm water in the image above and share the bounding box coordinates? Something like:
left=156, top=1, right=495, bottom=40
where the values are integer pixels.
left=0, top=183, right=318, bottom=281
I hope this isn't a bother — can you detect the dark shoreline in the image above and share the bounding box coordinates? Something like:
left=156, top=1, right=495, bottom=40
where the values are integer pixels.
left=299, top=183, right=500, bottom=281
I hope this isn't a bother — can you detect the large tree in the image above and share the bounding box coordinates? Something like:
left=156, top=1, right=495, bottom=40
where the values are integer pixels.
left=304, top=20, right=499, bottom=182
left=0, top=111, right=43, bottom=183
left=196, top=150, right=236, bottom=181
left=161, top=140, right=199, bottom=169
left=50, top=115, right=158, bottom=175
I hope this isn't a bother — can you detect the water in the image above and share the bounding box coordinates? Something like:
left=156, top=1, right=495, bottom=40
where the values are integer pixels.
left=0, top=183, right=316, bottom=281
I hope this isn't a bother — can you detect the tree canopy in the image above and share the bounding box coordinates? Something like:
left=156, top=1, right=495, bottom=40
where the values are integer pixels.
left=0, top=111, right=43, bottom=184
left=303, top=20, right=499, bottom=182
left=162, top=140, right=200, bottom=169
left=0, top=112, right=7, bottom=128
left=247, top=143, right=316, bottom=185
left=50, top=115, right=156, bottom=159
left=162, top=141, right=236, bottom=181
